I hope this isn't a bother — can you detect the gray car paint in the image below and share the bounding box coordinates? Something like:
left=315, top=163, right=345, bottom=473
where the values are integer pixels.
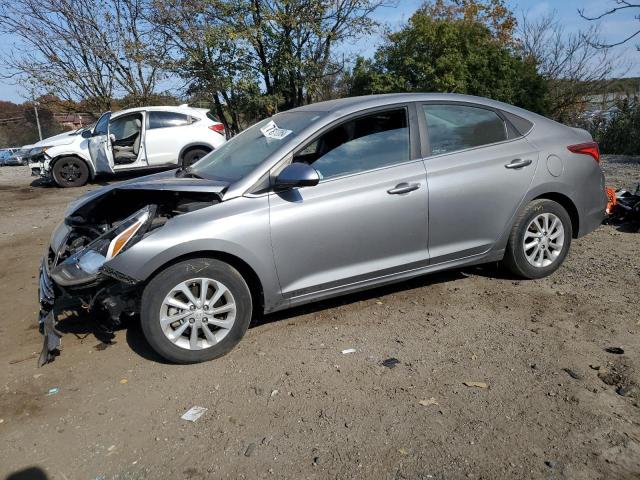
left=57, top=93, right=607, bottom=314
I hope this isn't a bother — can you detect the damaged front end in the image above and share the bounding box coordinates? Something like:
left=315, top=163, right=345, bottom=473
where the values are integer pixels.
left=38, top=177, right=224, bottom=365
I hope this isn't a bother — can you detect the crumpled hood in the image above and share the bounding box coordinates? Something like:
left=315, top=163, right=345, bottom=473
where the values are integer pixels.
left=34, top=130, right=79, bottom=148
left=65, top=170, right=229, bottom=217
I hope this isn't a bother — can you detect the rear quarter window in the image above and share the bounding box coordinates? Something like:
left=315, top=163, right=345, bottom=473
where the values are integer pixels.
left=423, top=104, right=508, bottom=155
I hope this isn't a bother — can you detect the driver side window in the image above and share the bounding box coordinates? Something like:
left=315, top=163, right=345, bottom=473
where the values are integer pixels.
left=293, top=108, right=410, bottom=180
left=94, top=112, right=110, bottom=136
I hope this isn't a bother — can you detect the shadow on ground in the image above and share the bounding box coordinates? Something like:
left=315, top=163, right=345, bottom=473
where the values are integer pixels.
left=50, top=264, right=518, bottom=364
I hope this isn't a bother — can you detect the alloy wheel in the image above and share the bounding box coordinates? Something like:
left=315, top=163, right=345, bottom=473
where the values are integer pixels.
left=522, top=213, right=565, bottom=268
left=159, top=277, right=237, bottom=350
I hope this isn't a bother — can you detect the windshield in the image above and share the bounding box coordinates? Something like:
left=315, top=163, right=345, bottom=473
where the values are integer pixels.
left=189, top=111, right=324, bottom=182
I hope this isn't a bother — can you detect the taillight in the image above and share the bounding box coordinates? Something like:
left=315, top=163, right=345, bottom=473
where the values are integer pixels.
left=209, top=123, right=225, bottom=134
left=567, top=142, right=600, bottom=163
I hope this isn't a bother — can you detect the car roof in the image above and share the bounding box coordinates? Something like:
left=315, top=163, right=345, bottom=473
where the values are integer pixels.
left=289, top=93, right=545, bottom=123
left=111, top=105, right=212, bottom=118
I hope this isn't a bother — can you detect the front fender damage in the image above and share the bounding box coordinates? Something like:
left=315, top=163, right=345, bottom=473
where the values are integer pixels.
left=38, top=183, right=222, bottom=366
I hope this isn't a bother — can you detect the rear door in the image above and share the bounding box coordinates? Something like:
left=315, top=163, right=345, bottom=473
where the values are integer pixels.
left=88, top=112, right=114, bottom=173
left=144, top=111, right=193, bottom=165
left=420, top=102, right=539, bottom=263
left=269, top=105, right=429, bottom=300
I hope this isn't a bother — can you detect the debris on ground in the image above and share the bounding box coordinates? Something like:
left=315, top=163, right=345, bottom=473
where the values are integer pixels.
left=45, top=387, right=59, bottom=396
left=270, top=389, right=279, bottom=397
left=180, top=406, right=208, bottom=422
left=381, top=357, right=400, bottom=368
left=341, top=348, right=356, bottom=355
left=419, top=398, right=439, bottom=406
left=562, top=368, right=583, bottom=380
left=244, top=443, right=256, bottom=457
left=119, top=378, right=128, bottom=384
left=606, top=184, right=640, bottom=228
left=463, top=381, right=488, bottom=389
left=605, top=347, right=625, bottom=355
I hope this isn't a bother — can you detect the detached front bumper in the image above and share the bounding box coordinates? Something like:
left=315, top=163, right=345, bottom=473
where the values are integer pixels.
left=38, top=257, right=62, bottom=367
left=30, top=154, right=52, bottom=180
left=37, top=241, right=143, bottom=366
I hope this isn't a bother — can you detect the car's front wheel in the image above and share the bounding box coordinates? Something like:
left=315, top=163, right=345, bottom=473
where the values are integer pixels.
left=52, top=157, right=90, bottom=187
left=140, top=258, right=252, bottom=364
left=503, top=199, right=572, bottom=279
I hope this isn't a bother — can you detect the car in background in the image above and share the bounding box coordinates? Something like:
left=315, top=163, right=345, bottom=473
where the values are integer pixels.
left=31, top=105, right=226, bottom=187
left=4, top=145, right=34, bottom=166
left=0, top=148, right=19, bottom=166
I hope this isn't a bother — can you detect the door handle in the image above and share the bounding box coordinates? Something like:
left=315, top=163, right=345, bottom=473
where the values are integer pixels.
left=505, top=158, right=532, bottom=169
left=387, top=182, right=420, bottom=195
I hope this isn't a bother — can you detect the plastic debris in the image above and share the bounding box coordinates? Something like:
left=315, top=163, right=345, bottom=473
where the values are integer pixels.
left=180, top=406, right=207, bottom=422
left=381, top=357, right=400, bottom=368
left=419, top=398, right=439, bottom=406
left=270, top=389, right=279, bottom=397
left=605, top=347, right=625, bottom=355
left=341, top=348, right=356, bottom=355
left=562, top=368, right=582, bottom=380
left=244, top=442, right=256, bottom=457
left=606, top=184, right=640, bottom=225
left=45, top=387, right=59, bottom=396
left=463, top=381, right=488, bottom=389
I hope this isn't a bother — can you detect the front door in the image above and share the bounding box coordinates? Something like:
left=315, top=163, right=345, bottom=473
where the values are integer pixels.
left=420, top=103, right=539, bottom=263
left=88, top=111, right=114, bottom=174
left=269, top=106, right=429, bottom=301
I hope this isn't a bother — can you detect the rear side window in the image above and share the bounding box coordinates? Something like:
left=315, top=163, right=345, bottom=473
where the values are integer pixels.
left=295, top=108, right=410, bottom=180
left=148, top=111, right=192, bottom=129
left=423, top=104, right=507, bottom=155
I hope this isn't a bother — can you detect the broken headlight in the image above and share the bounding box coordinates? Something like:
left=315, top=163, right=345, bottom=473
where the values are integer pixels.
left=51, top=206, right=155, bottom=286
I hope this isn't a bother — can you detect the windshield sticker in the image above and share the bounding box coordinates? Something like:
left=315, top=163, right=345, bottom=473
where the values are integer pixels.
left=260, top=120, right=292, bottom=140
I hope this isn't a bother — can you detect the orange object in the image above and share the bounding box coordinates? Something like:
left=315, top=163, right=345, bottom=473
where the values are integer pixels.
left=605, top=187, right=617, bottom=214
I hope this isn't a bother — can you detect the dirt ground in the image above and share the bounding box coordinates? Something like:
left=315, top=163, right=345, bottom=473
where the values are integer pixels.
left=0, top=158, right=638, bottom=480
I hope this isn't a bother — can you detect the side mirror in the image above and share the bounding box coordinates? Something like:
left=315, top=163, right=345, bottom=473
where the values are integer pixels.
left=81, top=129, right=92, bottom=139
left=274, top=163, right=320, bottom=190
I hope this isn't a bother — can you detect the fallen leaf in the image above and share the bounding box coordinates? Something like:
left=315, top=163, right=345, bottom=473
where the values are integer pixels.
left=119, top=378, right=128, bottom=384
left=463, top=381, right=488, bottom=389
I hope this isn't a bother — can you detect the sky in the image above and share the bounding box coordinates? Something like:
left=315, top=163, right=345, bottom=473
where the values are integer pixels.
left=0, top=0, right=638, bottom=103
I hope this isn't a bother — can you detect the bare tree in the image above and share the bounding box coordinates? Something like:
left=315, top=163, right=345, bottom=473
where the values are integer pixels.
left=519, top=11, right=620, bottom=121
left=152, top=0, right=391, bottom=132
left=0, top=0, right=169, bottom=112
left=579, top=1, right=640, bottom=49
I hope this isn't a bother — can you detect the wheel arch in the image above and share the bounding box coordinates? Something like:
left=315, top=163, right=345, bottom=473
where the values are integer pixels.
left=531, top=192, right=579, bottom=238
left=178, top=143, right=214, bottom=165
left=143, top=250, right=265, bottom=315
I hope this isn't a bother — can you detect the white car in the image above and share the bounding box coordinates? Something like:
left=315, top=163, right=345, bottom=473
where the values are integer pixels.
left=31, top=105, right=226, bottom=187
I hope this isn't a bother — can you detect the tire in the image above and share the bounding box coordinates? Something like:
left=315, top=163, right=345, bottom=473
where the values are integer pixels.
left=181, top=148, right=209, bottom=168
left=140, top=258, right=252, bottom=364
left=503, top=199, right=572, bottom=279
left=52, top=157, right=90, bottom=187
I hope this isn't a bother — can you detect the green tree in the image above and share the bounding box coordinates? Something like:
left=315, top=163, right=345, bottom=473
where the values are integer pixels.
left=594, top=99, right=640, bottom=155
left=347, top=7, right=548, bottom=114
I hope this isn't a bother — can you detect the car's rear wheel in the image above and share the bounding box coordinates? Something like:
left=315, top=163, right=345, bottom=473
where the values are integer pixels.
left=52, top=157, right=89, bottom=187
left=140, top=258, right=252, bottom=364
left=503, top=199, right=572, bottom=279
left=182, top=148, right=209, bottom=168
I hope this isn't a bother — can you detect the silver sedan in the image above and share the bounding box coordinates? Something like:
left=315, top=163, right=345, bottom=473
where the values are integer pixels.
left=39, top=93, right=607, bottom=364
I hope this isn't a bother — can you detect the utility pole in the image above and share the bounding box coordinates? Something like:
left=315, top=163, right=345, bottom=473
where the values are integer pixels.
left=33, top=102, right=43, bottom=141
